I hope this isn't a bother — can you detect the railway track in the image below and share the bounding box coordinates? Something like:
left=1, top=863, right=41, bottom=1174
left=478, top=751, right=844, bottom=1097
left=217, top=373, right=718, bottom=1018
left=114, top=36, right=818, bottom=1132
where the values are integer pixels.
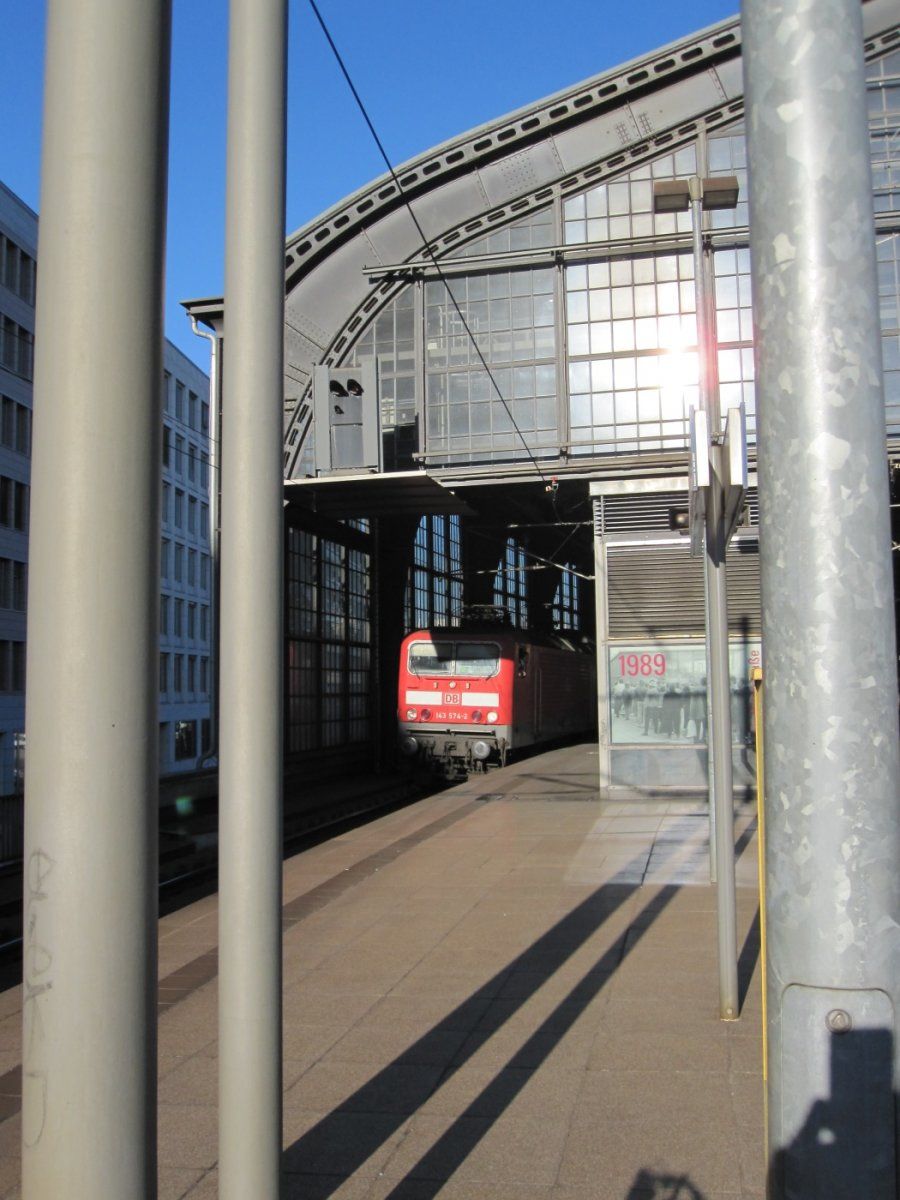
left=0, top=771, right=429, bottom=967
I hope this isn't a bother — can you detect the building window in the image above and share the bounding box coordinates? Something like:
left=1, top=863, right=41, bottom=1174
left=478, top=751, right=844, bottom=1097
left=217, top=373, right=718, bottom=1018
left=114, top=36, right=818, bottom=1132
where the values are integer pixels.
left=188, top=548, right=197, bottom=588
left=188, top=602, right=196, bottom=639
left=0, top=559, right=26, bottom=611
left=15, top=403, right=30, bottom=456
left=162, top=424, right=171, bottom=467
left=174, top=543, right=185, bottom=582
left=285, top=526, right=372, bottom=754
left=160, top=537, right=170, bottom=580
left=189, top=496, right=198, bottom=536
left=12, top=560, right=25, bottom=610
left=173, top=598, right=183, bottom=638
left=0, top=641, right=25, bottom=692
left=159, top=652, right=168, bottom=693
left=1, top=236, right=36, bottom=305
left=159, top=594, right=168, bottom=635
left=552, top=567, right=580, bottom=631
left=403, top=514, right=463, bottom=633
left=174, top=719, right=195, bottom=760
left=0, top=398, right=32, bottom=456
left=0, top=316, right=34, bottom=380
left=562, top=140, right=759, bottom=455
left=0, top=477, right=29, bottom=531
left=173, top=654, right=183, bottom=694
left=187, top=655, right=196, bottom=693
left=175, top=381, right=185, bottom=424
left=493, top=537, right=528, bottom=629
left=423, top=262, right=558, bottom=465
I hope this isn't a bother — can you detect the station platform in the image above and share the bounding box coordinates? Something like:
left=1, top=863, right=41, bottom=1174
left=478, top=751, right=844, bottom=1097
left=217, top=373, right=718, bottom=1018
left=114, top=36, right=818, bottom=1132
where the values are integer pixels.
left=0, top=741, right=765, bottom=1198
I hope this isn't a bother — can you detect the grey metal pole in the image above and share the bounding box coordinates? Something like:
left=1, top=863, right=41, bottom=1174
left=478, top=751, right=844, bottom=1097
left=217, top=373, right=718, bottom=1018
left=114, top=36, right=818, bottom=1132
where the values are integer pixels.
left=22, top=1, right=171, bottom=1196
left=744, top=1, right=900, bottom=1194
left=219, top=1, right=287, bottom=1196
left=692, top=184, right=739, bottom=1020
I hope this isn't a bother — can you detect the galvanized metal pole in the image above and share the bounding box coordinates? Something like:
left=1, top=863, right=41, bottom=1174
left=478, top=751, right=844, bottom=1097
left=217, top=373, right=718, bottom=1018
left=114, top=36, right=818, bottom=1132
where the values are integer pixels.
left=744, top=0, right=900, bottom=1193
left=219, top=1, right=287, bottom=1196
left=692, top=184, right=739, bottom=1020
left=22, top=1, right=171, bottom=1195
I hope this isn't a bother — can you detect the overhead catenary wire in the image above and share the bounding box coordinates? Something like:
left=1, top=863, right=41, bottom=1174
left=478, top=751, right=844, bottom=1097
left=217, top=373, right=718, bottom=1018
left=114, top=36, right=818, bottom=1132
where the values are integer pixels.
left=462, top=521, right=593, bottom=581
left=305, top=0, right=557, bottom=502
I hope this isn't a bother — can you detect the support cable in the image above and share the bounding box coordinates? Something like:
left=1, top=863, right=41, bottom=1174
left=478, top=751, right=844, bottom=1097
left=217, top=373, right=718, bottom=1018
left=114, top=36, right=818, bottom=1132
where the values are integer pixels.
left=306, top=0, right=555, bottom=499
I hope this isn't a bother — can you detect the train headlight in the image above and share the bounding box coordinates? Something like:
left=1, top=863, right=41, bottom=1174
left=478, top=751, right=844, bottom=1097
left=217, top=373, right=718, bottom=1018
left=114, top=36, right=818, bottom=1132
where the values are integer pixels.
left=405, top=709, right=417, bottom=720
left=471, top=709, right=484, bottom=722
left=486, top=711, right=499, bottom=723
left=399, top=735, right=419, bottom=757
left=421, top=708, right=432, bottom=720
left=471, top=740, right=492, bottom=760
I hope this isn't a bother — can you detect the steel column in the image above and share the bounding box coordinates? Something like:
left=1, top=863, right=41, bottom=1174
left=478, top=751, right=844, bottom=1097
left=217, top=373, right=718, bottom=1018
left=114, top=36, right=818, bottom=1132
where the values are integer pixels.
left=692, top=186, right=739, bottom=1020
left=22, top=1, right=171, bottom=1195
left=219, top=1, right=287, bottom=1196
left=744, top=0, right=900, bottom=1193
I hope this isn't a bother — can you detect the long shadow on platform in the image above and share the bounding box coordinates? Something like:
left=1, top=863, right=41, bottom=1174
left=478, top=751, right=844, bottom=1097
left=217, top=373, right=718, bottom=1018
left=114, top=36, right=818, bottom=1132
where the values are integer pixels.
left=282, top=818, right=742, bottom=1196
left=626, top=1168, right=708, bottom=1199
left=737, top=907, right=761, bottom=1013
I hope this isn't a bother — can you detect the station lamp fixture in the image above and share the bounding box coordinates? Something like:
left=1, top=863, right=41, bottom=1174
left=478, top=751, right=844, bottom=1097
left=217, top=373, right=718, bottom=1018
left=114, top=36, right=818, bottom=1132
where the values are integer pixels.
left=652, top=176, right=740, bottom=212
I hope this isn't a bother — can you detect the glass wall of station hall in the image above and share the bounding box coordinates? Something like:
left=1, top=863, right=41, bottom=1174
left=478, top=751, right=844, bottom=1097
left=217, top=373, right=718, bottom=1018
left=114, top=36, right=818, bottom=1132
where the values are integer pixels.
left=289, top=48, right=899, bottom=772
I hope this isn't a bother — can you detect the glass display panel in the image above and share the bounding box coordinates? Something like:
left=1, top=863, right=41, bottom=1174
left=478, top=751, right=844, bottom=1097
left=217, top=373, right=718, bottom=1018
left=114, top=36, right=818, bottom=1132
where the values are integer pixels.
left=609, top=640, right=761, bottom=746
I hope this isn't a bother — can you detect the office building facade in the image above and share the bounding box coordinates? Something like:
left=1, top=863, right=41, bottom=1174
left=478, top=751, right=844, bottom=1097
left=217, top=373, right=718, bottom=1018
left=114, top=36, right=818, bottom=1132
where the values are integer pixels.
left=0, top=180, right=213, bottom=824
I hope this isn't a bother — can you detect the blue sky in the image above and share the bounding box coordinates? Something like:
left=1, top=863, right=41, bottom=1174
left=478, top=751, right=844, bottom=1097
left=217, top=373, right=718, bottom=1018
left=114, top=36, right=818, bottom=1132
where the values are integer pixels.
left=0, top=1, right=738, bottom=371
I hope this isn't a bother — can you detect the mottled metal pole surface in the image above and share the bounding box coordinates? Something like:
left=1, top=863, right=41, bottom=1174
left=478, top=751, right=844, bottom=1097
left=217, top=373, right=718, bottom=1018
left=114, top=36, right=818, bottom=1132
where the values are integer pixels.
left=22, top=2, right=171, bottom=1195
left=219, top=1, right=287, bottom=1196
left=744, top=0, right=900, bottom=1194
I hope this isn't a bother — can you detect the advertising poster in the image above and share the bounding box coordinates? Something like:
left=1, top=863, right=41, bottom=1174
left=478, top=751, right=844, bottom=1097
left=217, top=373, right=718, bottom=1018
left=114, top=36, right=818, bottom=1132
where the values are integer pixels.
left=609, top=640, right=761, bottom=746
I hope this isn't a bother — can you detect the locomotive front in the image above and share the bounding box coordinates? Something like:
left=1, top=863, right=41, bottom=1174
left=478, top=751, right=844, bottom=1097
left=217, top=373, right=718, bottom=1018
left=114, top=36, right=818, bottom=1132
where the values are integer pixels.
left=397, top=630, right=513, bottom=777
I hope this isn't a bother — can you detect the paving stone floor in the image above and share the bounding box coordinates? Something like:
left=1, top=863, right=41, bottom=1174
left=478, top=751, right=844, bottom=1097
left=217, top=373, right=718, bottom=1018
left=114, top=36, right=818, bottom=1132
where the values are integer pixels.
left=0, top=742, right=765, bottom=1198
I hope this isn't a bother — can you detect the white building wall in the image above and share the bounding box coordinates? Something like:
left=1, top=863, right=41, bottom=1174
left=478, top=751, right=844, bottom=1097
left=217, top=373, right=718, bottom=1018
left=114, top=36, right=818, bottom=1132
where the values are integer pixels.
left=159, top=344, right=213, bottom=776
left=0, top=180, right=213, bottom=800
left=0, top=183, right=35, bottom=797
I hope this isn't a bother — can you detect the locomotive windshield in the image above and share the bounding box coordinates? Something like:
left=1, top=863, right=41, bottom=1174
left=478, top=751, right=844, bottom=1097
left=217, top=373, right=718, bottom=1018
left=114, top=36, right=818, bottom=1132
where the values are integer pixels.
left=408, top=641, right=500, bottom=678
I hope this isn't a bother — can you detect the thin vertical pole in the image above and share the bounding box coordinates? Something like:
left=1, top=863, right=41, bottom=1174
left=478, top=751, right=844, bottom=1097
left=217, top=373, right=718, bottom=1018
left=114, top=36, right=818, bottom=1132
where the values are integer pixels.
left=219, top=1, right=287, bottom=1196
left=745, top=0, right=900, bottom=1193
left=692, top=184, right=739, bottom=1020
left=22, top=1, right=171, bottom=1195
left=592, top=506, right=613, bottom=798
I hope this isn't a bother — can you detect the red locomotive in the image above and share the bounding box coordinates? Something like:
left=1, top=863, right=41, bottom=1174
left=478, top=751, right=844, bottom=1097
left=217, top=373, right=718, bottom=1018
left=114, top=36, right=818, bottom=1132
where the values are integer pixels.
left=397, top=612, right=596, bottom=778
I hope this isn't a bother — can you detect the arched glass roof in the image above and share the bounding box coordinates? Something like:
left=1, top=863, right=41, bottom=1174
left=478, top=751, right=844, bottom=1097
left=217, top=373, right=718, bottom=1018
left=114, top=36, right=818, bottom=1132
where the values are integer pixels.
left=281, top=1, right=899, bottom=482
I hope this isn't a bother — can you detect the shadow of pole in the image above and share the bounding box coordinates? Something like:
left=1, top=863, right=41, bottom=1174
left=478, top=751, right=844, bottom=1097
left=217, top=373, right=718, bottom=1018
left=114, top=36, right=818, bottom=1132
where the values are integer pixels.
left=377, top=881, right=681, bottom=1198
left=283, top=816, right=718, bottom=1194
left=626, top=1168, right=708, bottom=1199
left=282, top=807, right=758, bottom=1195
left=283, top=864, right=655, bottom=1188
left=767, top=1028, right=896, bottom=1198
left=736, top=906, right=760, bottom=1014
